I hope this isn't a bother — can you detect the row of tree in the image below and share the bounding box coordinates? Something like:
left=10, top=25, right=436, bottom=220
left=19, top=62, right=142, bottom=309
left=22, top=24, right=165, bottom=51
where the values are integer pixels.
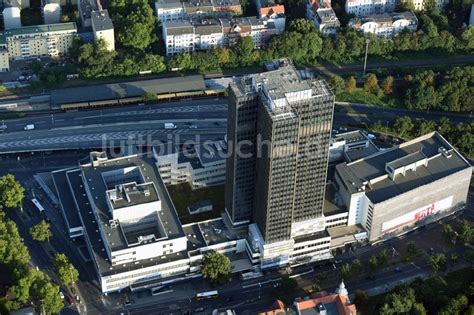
left=371, top=116, right=473, bottom=157
left=0, top=174, right=78, bottom=314
left=329, top=66, right=473, bottom=113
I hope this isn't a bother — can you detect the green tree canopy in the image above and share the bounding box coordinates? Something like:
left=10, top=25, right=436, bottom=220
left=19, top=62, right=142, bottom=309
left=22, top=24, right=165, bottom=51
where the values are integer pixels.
left=441, top=224, right=456, bottom=244
left=456, top=219, right=473, bottom=244
left=381, top=76, right=394, bottom=94
left=364, top=74, right=379, bottom=93
left=427, top=253, right=446, bottom=274
left=110, top=0, right=157, bottom=50
left=340, top=263, right=352, bottom=280
left=29, top=270, right=63, bottom=315
left=328, top=76, right=345, bottom=96
left=53, top=253, right=79, bottom=286
left=393, top=116, right=414, bottom=138
left=30, top=220, right=53, bottom=242
left=0, top=219, right=30, bottom=266
left=201, top=251, right=231, bottom=283
left=278, top=275, right=297, bottom=294
left=345, top=76, right=357, bottom=92
left=0, top=174, right=25, bottom=210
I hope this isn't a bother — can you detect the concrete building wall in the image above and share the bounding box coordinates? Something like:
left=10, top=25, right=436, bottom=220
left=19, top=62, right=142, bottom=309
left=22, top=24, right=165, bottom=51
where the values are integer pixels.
left=3, top=7, right=21, bottom=30
left=0, top=50, right=10, bottom=71
left=368, top=167, right=472, bottom=242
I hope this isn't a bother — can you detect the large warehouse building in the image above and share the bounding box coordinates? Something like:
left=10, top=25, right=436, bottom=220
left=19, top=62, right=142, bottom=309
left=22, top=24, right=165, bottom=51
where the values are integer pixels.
left=335, top=132, right=472, bottom=243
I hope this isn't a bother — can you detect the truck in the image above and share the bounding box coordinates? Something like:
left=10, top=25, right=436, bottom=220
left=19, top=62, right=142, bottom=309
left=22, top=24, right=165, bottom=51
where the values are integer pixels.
left=24, top=124, right=35, bottom=130
left=164, top=123, right=177, bottom=129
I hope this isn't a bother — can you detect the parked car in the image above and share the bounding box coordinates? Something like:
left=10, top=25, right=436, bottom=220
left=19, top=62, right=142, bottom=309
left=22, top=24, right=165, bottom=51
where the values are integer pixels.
left=59, top=291, right=65, bottom=299
left=66, top=295, right=74, bottom=305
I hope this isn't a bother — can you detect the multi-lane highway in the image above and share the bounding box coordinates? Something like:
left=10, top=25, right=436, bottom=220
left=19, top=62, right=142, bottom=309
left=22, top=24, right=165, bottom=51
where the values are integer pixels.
left=1, top=98, right=472, bottom=153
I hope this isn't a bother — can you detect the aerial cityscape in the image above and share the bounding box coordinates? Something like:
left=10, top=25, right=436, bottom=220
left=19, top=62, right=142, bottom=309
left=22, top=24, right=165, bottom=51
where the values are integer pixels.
left=0, top=0, right=472, bottom=313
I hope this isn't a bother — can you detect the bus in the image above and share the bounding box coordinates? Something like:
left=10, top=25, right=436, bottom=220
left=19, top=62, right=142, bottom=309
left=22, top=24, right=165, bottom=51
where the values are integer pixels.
left=240, top=271, right=264, bottom=281
left=195, top=290, right=219, bottom=300
left=32, top=198, right=44, bottom=213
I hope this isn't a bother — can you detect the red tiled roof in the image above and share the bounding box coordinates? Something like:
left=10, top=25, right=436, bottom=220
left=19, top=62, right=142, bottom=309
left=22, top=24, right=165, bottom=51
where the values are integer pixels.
left=258, top=299, right=287, bottom=315
left=260, top=4, right=285, bottom=17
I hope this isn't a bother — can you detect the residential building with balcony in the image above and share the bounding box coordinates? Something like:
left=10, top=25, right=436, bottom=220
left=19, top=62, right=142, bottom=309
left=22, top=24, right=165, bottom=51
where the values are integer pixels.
left=348, top=11, right=417, bottom=38
left=3, top=22, right=76, bottom=60
left=155, top=0, right=242, bottom=23
left=345, top=0, right=396, bottom=16
left=306, top=0, right=340, bottom=35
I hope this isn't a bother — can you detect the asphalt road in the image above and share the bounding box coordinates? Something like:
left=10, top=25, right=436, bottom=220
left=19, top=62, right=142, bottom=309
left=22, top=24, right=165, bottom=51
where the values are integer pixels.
left=1, top=98, right=472, bottom=153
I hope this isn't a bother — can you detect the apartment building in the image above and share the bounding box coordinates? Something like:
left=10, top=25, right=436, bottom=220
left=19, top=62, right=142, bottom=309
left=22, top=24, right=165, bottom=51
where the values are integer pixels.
left=91, top=10, right=115, bottom=51
left=0, top=36, right=10, bottom=71
left=348, top=11, right=417, bottom=38
left=306, top=0, right=340, bottom=35
left=3, top=22, right=77, bottom=60
left=155, top=0, right=242, bottom=23
left=162, top=17, right=278, bottom=55
left=258, top=4, right=286, bottom=34
left=345, top=0, right=397, bottom=16
left=410, top=0, right=448, bottom=11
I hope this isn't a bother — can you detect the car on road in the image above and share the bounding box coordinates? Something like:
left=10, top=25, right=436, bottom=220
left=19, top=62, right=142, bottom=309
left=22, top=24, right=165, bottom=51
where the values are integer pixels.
left=394, top=267, right=402, bottom=273
left=194, top=307, right=205, bottom=312
left=66, top=295, right=74, bottom=305
left=59, top=291, right=65, bottom=300
left=189, top=125, right=198, bottom=129
left=24, top=124, right=35, bottom=131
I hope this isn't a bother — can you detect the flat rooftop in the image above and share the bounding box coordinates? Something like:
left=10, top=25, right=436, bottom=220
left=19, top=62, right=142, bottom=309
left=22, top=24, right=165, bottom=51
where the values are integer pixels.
left=336, top=132, right=471, bottom=204
left=198, top=219, right=238, bottom=246
left=107, top=182, right=159, bottom=210
left=4, top=23, right=76, bottom=37
left=66, top=154, right=188, bottom=276
left=50, top=75, right=205, bottom=106
left=51, top=169, right=82, bottom=230
left=91, top=10, right=114, bottom=31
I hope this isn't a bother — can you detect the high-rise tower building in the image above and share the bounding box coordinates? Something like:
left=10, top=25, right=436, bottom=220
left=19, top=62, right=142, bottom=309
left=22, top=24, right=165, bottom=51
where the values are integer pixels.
left=226, top=59, right=335, bottom=264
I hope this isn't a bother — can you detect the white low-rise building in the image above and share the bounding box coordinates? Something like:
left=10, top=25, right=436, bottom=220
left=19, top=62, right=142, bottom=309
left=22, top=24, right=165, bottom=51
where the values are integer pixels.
left=155, top=0, right=242, bottom=23
left=162, top=17, right=278, bottom=55
left=306, top=0, right=340, bottom=35
left=345, top=0, right=396, bottom=17
left=154, top=140, right=227, bottom=188
left=91, top=10, right=115, bottom=51
left=348, top=11, right=417, bottom=38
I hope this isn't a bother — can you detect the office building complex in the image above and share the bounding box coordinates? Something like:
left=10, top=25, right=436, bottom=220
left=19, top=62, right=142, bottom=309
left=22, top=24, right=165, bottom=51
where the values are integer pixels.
left=1, top=22, right=76, bottom=60
left=155, top=0, right=242, bottom=22
left=348, top=11, right=417, bottom=37
left=335, top=132, right=472, bottom=242
left=306, top=0, right=340, bottom=35
left=91, top=10, right=115, bottom=51
left=154, top=140, right=227, bottom=188
left=162, top=17, right=278, bottom=55
left=226, top=59, right=337, bottom=267
left=51, top=152, right=247, bottom=293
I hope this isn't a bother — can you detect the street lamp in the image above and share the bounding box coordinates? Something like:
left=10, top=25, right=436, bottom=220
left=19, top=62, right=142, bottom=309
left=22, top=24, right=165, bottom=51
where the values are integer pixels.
left=363, top=39, right=370, bottom=77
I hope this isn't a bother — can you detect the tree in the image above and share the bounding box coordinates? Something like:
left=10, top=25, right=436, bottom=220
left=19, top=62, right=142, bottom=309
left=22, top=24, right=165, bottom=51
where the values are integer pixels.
left=352, top=259, right=362, bottom=273
left=328, top=76, right=345, bottom=96
left=460, top=27, right=474, bottom=51
left=234, top=37, right=256, bottom=67
left=345, top=76, right=357, bottom=92
left=381, top=76, right=394, bottom=94
left=353, top=289, right=369, bottom=307
left=379, top=286, right=417, bottom=314
left=0, top=174, right=25, bottom=210
left=456, top=219, right=473, bottom=244
left=77, top=39, right=117, bottom=78
left=340, top=263, right=352, bottom=279
left=0, top=219, right=30, bottom=266
left=288, top=18, right=316, bottom=34
left=30, top=220, right=52, bottom=242
left=53, top=253, right=79, bottom=286
left=438, top=295, right=468, bottom=315
left=29, top=270, right=63, bottom=315
left=376, top=250, right=388, bottom=267
left=364, top=74, right=379, bottom=93
left=368, top=255, right=379, bottom=273
left=201, top=250, right=231, bottom=283
left=427, top=253, right=446, bottom=274
left=406, top=242, right=417, bottom=255
left=279, top=275, right=297, bottom=294
left=110, top=0, right=157, bottom=50
left=441, top=224, right=456, bottom=244
left=393, top=116, right=414, bottom=138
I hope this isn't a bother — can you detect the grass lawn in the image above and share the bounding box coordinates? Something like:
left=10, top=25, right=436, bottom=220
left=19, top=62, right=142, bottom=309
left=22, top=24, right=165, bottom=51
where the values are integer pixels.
left=336, top=89, right=402, bottom=108
left=166, top=183, right=224, bottom=224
